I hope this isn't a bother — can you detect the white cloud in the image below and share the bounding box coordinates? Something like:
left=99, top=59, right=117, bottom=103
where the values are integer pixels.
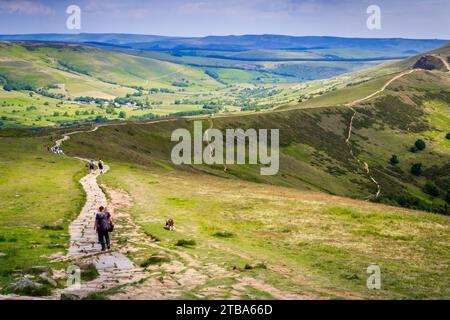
left=0, top=0, right=54, bottom=15
left=83, top=0, right=153, bottom=17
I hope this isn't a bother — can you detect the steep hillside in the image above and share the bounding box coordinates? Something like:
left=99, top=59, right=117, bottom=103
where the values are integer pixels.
left=4, top=34, right=445, bottom=87
left=1, top=39, right=448, bottom=130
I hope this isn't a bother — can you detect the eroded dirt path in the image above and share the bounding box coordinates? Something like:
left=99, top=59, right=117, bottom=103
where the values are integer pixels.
left=429, top=54, right=450, bottom=72
left=344, top=61, right=450, bottom=199
left=344, top=69, right=422, bottom=199
left=346, top=69, right=419, bottom=108
left=344, top=105, right=381, bottom=199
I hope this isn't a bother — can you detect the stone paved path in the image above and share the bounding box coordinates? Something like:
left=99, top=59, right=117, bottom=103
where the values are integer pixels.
left=54, top=129, right=146, bottom=298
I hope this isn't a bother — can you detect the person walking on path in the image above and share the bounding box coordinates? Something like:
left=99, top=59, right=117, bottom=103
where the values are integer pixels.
left=89, top=160, right=96, bottom=173
left=94, top=206, right=113, bottom=251
left=98, top=159, right=104, bottom=174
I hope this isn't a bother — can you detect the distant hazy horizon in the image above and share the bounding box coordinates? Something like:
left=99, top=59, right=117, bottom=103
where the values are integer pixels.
left=0, top=32, right=448, bottom=41
left=0, top=0, right=449, bottom=39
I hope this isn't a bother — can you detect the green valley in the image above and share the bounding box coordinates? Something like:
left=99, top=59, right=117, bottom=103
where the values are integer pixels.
left=0, top=38, right=441, bottom=129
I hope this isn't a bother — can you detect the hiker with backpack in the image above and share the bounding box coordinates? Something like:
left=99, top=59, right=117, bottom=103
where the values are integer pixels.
left=89, top=160, right=95, bottom=173
left=94, top=206, right=114, bottom=251
left=98, top=159, right=104, bottom=174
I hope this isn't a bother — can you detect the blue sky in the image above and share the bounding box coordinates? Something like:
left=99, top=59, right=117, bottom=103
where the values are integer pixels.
left=0, top=0, right=449, bottom=39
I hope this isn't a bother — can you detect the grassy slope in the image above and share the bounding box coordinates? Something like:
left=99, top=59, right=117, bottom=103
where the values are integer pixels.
left=0, top=132, right=85, bottom=288
left=116, top=164, right=450, bottom=299
left=60, top=139, right=450, bottom=299
left=0, top=42, right=221, bottom=91
left=297, top=74, right=394, bottom=108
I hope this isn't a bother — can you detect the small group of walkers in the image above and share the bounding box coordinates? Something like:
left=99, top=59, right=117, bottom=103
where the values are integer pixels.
left=89, top=159, right=104, bottom=174
left=94, top=206, right=114, bottom=251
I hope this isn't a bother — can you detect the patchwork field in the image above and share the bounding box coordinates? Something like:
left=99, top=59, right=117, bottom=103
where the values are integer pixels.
left=0, top=40, right=422, bottom=129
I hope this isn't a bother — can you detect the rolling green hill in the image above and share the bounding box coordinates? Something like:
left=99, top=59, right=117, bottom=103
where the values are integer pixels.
left=0, top=42, right=222, bottom=93
left=0, top=42, right=230, bottom=128
left=0, top=41, right=404, bottom=129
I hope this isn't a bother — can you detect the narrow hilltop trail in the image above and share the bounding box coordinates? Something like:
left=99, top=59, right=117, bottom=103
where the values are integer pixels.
left=344, top=63, right=449, bottom=199
left=429, top=54, right=450, bottom=72
left=344, top=104, right=381, bottom=199
left=344, top=69, right=420, bottom=199
left=346, top=69, right=419, bottom=108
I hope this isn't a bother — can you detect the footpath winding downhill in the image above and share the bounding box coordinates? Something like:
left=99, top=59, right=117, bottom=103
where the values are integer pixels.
left=53, top=128, right=147, bottom=298
left=205, top=118, right=228, bottom=172
left=344, top=58, right=449, bottom=199
left=344, top=69, right=420, bottom=199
